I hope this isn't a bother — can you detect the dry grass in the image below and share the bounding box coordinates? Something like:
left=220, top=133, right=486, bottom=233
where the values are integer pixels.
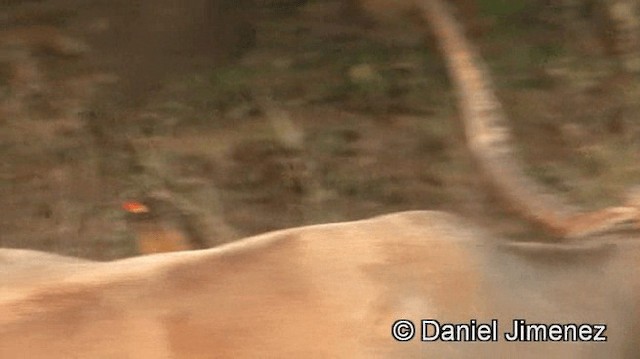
left=1, top=0, right=638, bottom=258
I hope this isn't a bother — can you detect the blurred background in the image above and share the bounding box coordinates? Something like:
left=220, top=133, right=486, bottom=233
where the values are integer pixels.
left=1, top=0, right=639, bottom=259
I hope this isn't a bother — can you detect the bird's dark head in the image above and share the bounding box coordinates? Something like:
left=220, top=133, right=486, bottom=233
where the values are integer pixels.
left=122, top=201, right=149, bottom=214
left=122, top=200, right=156, bottom=222
left=122, top=196, right=182, bottom=223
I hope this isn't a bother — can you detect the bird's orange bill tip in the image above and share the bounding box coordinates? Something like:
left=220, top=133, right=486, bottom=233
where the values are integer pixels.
left=122, top=201, right=149, bottom=213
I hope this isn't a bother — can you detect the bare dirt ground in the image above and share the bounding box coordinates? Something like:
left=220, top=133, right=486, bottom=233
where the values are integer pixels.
left=1, top=0, right=639, bottom=260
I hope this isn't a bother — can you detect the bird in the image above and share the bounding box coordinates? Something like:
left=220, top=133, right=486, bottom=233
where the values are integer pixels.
left=122, top=196, right=209, bottom=255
